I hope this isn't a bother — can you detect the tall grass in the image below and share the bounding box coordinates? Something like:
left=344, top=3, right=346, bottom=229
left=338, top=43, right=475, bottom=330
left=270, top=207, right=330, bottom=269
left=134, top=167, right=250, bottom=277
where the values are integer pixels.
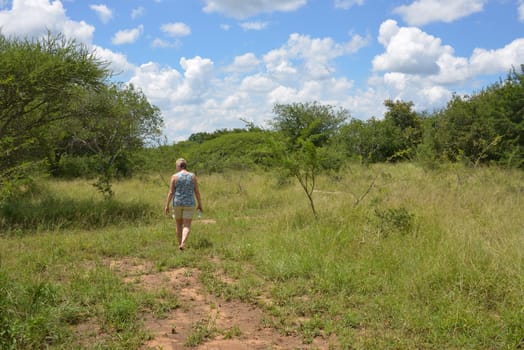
left=0, top=164, right=522, bottom=349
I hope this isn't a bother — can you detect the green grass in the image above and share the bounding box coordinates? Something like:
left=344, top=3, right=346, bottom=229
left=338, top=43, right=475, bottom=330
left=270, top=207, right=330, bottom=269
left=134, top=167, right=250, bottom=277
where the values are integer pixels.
left=1, top=163, right=523, bottom=349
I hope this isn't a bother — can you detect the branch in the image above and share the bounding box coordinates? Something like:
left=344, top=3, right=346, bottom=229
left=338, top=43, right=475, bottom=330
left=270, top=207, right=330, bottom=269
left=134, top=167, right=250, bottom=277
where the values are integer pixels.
left=354, top=174, right=378, bottom=207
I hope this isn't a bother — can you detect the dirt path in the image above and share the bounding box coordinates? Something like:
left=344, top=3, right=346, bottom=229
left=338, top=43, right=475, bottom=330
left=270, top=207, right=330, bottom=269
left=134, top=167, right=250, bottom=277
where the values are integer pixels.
left=109, top=258, right=331, bottom=350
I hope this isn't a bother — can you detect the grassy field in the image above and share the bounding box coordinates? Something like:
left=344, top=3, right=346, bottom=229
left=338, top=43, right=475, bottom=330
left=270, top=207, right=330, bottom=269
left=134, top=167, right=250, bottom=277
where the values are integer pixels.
left=1, top=163, right=523, bottom=349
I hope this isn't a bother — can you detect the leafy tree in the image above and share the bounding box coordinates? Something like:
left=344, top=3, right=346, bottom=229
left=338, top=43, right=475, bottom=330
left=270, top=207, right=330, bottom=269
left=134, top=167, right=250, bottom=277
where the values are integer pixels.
left=0, top=32, right=109, bottom=200
left=272, top=102, right=347, bottom=148
left=56, top=83, right=163, bottom=197
left=429, top=65, right=524, bottom=167
left=339, top=117, right=404, bottom=163
left=338, top=100, right=422, bottom=163
left=383, top=99, right=423, bottom=159
left=270, top=102, right=349, bottom=216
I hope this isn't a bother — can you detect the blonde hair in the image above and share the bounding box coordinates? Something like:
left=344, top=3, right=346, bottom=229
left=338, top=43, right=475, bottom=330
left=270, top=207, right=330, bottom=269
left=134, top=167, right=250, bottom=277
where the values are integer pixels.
left=176, top=158, right=187, bottom=169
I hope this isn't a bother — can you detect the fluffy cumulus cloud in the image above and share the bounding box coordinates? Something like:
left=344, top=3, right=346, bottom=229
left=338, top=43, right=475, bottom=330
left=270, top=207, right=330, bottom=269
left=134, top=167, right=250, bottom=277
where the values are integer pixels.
left=129, top=57, right=214, bottom=109
left=0, top=0, right=94, bottom=43
left=90, top=4, right=112, bottom=24
left=161, top=22, right=191, bottom=37
left=374, top=19, right=524, bottom=82
left=373, top=20, right=448, bottom=75
left=202, top=0, right=307, bottom=19
left=469, top=39, right=524, bottom=75
left=112, top=24, right=144, bottom=45
left=369, top=18, right=524, bottom=116
left=265, top=32, right=370, bottom=81
left=393, top=0, right=485, bottom=26
left=130, top=13, right=520, bottom=140
left=126, top=31, right=370, bottom=141
left=92, top=45, right=136, bottom=78
left=225, top=53, right=260, bottom=73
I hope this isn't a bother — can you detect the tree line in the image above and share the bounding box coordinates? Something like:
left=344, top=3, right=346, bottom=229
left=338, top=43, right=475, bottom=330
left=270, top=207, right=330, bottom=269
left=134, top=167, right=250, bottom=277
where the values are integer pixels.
left=1, top=32, right=522, bottom=204
left=160, top=66, right=523, bottom=176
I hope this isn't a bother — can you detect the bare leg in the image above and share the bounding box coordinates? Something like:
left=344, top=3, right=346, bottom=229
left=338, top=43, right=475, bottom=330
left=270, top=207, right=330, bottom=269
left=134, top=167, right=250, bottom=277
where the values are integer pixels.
left=179, top=218, right=192, bottom=250
left=175, top=218, right=183, bottom=246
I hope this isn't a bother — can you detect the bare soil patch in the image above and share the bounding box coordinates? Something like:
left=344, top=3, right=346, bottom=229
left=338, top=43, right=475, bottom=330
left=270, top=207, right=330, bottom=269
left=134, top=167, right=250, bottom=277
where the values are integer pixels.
left=108, top=257, right=331, bottom=349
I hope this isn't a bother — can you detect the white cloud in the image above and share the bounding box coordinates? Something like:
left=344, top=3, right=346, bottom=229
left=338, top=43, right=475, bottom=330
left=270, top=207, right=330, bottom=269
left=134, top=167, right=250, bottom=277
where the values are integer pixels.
left=226, top=53, right=260, bottom=73
left=265, top=32, right=369, bottom=80
left=176, top=56, right=215, bottom=103
left=368, top=18, right=524, bottom=119
left=373, top=20, right=449, bottom=75
left=112, top=25, right=144, bottom=45
left=220, top=23, right=231, bottom=30
left=202, top=0, right=307, bottom=19
left=90, top=4, right=112, bottom=24
left=129, top=62, right=183, bottom=105
left=92, top=45, right=135, bottom=77
left=374, top=19, right=524, bottom=83
left=161, top=22, right=191, bottom=37
left=0, top=0, right=94, bottom=44
left=240, top=21, right=268, bottom=30
left=519, top=0, right=524, bottom=22
left=129, top=31, right=369, bottom=141
left=131, top=6, right=145, bottom=19
left=334, top=0, right=365, bottom=10
left=393, top=0, right=485, bottom=26
left=469, top=38, right=524, bottom=75
left=151, top=38, right=172, bottom=48
left=240, top=74, right=276, bottom=93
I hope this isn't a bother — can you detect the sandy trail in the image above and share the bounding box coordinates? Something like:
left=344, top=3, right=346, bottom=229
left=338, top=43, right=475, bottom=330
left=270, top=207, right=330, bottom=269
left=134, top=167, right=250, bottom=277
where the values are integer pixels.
left=108, top=257, right=331, bottom=350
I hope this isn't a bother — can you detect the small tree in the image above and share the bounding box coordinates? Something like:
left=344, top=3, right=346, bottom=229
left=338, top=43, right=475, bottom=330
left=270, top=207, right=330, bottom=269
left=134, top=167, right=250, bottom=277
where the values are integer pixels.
left=270, top=101, right=349, bottom=216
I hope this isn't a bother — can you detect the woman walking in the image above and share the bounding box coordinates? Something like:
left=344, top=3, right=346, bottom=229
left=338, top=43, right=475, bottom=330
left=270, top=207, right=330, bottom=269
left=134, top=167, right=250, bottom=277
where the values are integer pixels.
left=164, top=158, right=203, bottom=250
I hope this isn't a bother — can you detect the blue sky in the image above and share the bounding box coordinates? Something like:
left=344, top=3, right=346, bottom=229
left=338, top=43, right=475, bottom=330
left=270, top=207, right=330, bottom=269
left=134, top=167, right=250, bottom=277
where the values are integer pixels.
left=1, top=0, right=523, bottom=142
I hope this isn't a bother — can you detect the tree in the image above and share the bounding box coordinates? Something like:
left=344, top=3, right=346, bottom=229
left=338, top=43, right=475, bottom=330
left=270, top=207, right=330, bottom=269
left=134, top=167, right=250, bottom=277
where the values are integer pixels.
left=56, top=83, right=163, bottom=197
left=0, top=32, right=109, bottom=200
left=383, top=99, right=423, bottom=160
left=338, top=100, right=423, bottom=163
left=270, top=102, right=349, bottom=216
left=428, top=65, right=524, bottom=167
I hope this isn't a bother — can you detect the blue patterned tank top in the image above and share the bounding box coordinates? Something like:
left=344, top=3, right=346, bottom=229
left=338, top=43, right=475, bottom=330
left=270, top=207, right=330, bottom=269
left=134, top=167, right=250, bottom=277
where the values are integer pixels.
left=173, top=171, right=195, bottom=207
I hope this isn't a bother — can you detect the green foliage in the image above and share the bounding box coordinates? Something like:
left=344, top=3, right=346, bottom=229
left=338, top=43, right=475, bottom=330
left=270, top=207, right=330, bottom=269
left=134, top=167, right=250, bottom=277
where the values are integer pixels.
left=0, top=32, right=110, bottom=200
left=426, top=65, right=524, bottom=167
left=53, top=83, right=163, bottom=197
left=0, top=33, right=163, bottom=201
left=190, top=130, right=275, bottom=173
left=139, top=129, right=274, bottom=174
left=271, top=101, right=348, bottom=147
left=339, top=100, right=424, bottom=163
left=270, top=101, right=349, bottom=216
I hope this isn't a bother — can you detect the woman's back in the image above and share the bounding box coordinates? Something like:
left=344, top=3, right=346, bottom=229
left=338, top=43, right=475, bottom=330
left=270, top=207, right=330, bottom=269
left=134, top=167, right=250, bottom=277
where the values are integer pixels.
left=174, top=171, right=195, bottom=206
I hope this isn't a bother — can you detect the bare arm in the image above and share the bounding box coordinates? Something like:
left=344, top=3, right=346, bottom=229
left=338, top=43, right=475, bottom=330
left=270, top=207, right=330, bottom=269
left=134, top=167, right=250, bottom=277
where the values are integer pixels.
left=164, top=174, right=177, bottom=214
left=193, top=175, right=203, bottom=211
